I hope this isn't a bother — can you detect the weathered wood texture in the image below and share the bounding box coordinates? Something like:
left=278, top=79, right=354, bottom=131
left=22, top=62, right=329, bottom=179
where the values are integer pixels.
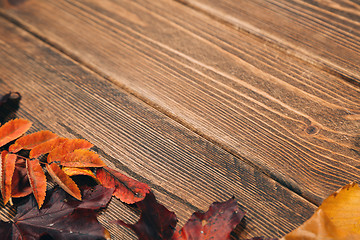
left=0, top=18, right=316, bottom=239
left=1, top=0, right=359, bottom=205
left=178, top=0, right=360, bottom=84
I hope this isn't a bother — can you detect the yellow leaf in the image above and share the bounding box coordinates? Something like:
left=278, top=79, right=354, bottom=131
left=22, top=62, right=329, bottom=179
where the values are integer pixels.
left=282, top=182, right=360, bottom=240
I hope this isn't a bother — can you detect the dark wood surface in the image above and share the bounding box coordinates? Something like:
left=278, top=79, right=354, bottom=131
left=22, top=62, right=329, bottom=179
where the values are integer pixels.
left=0, top=0, right=359, bottom=239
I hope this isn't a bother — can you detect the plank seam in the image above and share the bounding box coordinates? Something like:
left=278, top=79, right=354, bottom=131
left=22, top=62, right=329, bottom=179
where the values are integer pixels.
left=0, top=12, right=319, bottom=206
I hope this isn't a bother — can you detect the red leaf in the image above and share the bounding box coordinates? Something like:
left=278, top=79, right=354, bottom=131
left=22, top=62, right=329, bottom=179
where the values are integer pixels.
left=173, top=198, right=244, bottom=240
left=26, top=158, right=47, bottom=208
left=47, top=139, right=94, bottom=163
left=0, top=185, right=113, bottom=240
left=11, top=158, right=32, bottom=198
left=96, top=166, right=150, bottom=204
left=1, top=151, right=17, bottom=205
left=0, top=119, right=32, bottom=148
left=61, top=149, right=106, bottom=168
left=29, top=137, right=67, bottom=159
left=46, top=162, right=82, bottom=200
left=113, top=191, right=177, bottom=240
left=9, top=130, right=57, bottom=153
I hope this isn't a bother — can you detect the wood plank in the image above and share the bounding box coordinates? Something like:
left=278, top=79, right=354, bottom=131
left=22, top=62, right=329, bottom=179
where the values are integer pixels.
left=1, top=0, right=359, bottom=205
left=0, top=18, right=316, bottom=239
left=178, top=0, right=360, bottom=84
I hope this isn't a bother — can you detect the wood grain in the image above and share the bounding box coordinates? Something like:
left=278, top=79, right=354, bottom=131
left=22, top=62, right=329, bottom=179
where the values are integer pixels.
left=2, top=0, right=359, bottom=205
left=0, top=18, right=316, bottom=239
left=178, top=0, right=360, bottom=85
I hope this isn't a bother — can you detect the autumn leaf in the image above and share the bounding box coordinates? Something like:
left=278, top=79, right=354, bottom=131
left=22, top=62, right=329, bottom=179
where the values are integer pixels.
left=11, top=157, right=32, bottom=198
left=9, top=130, right=57, bottom=153
left=113, top=191, right=177, bottom=240
left=1, top=151, right=17, bottom=205
left=29, top=137, right=67, bottom=159
left=0, top=119, right=32, bottom=148
left=63, top=167, right=98, bottom=180
left=0, top=185, right=113, bottom=240
left=281, top=182, right=360, bottom=240
left=61, top=149, right=106, bottom=168
left=96, top=166, right=150, bottom=204
left=26, top=158, right=47, bottom=208
left=173, top=197, right=244, bottom=240
left=46, top=162, right=82, bottom=200
left=47, top=139, right=94, bottom=163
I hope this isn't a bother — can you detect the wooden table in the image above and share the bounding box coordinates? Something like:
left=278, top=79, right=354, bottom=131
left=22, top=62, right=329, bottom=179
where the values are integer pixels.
left=0, top=0, right=359, bottom=239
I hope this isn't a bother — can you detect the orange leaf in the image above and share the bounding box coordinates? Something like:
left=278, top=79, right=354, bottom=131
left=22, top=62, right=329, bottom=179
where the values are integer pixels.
left=62, top=167, right=97, bottom=180
left=47, top=139, right=94, bottom=163
left=29, top=137, right=67, bottom=159
left=96, top=167, right=150, bottom=204
left=46, top=162, right=81, bottom=200
left=26, top=158, right=47, bottom=208
left=61, top=149, right=106, bottom=168
left=1, top=151, right=17, bottom=205
left=9, top=130, right=58, bottom=153
left=0, top=119, right=32, bottom=148
left=11, top=158, right=32, bottom=198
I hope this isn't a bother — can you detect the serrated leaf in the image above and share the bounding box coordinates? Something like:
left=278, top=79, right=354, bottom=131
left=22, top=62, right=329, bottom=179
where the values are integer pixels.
left=173, top=198, right=244, bottom=240
left=47, top=139, right=94, bottom=163
left=1, top=151, right=17, bottom=205
left=0, top=119, right=32, bottom=148
left=9, top=130, right=58, bottom=153
left=62, top=167, right=97, bottom=180
left=96, top=166, right=150, bottom=204
left=0, top=185, right=113, bottom=240
left=26, top=158, right=47, bottom=208
left=61, top=149, right=106, bottom=168
left=29, top=137, right=67, bottom=159
left=46, top=162, right=81, bottom=200
left=114, top=191, right=177, bottom=240
left=281, top=182, right=360, bottom=240
left=11, top=157, right=32, bottom=198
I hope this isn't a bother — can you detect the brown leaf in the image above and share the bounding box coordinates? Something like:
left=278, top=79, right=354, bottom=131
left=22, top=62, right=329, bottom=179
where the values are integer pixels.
left=29, top=137, right=67, bottom=159
left=0, top=119, right=32, bottom=148
left=11, top=158, right=32, bottom=198
left=61, top=149, right=106, bottom=168
left=46, top=162, right=81, bottom=200
left=1, top=151, right=17, bottom=205
left=47, top=139, right=94, bottom=163
left=173, top=198, right=244, bottom=240
left=63, top=167, right=97, bottom=180
left=96, top=167, right=150, bottom=204
left=26, top=158, right=47, bottom=208
left=9, top=130, right=58, bottom=153
left=281, top=182, right=360, bottom=240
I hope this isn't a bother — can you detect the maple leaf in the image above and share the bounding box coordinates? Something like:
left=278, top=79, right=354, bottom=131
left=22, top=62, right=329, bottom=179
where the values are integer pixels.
left=96, top=166, right=150, bottom=204
left=172, top=197, right=244, bottom=240
left=0, top=119, right=32, bottom=148
left=9, top=130, right=58, bottom=153
left=113, top=191, right=178, bottom=240
left=0, top=185, right=113, bottom=240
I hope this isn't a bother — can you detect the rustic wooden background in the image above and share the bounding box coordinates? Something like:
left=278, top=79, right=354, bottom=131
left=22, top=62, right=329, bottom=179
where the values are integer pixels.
left=0, top=0, right=359, bottom=239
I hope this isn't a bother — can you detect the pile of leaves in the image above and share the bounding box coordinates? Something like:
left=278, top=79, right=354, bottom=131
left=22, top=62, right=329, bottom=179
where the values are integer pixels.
left=0, top=92, right=359, bottom=239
